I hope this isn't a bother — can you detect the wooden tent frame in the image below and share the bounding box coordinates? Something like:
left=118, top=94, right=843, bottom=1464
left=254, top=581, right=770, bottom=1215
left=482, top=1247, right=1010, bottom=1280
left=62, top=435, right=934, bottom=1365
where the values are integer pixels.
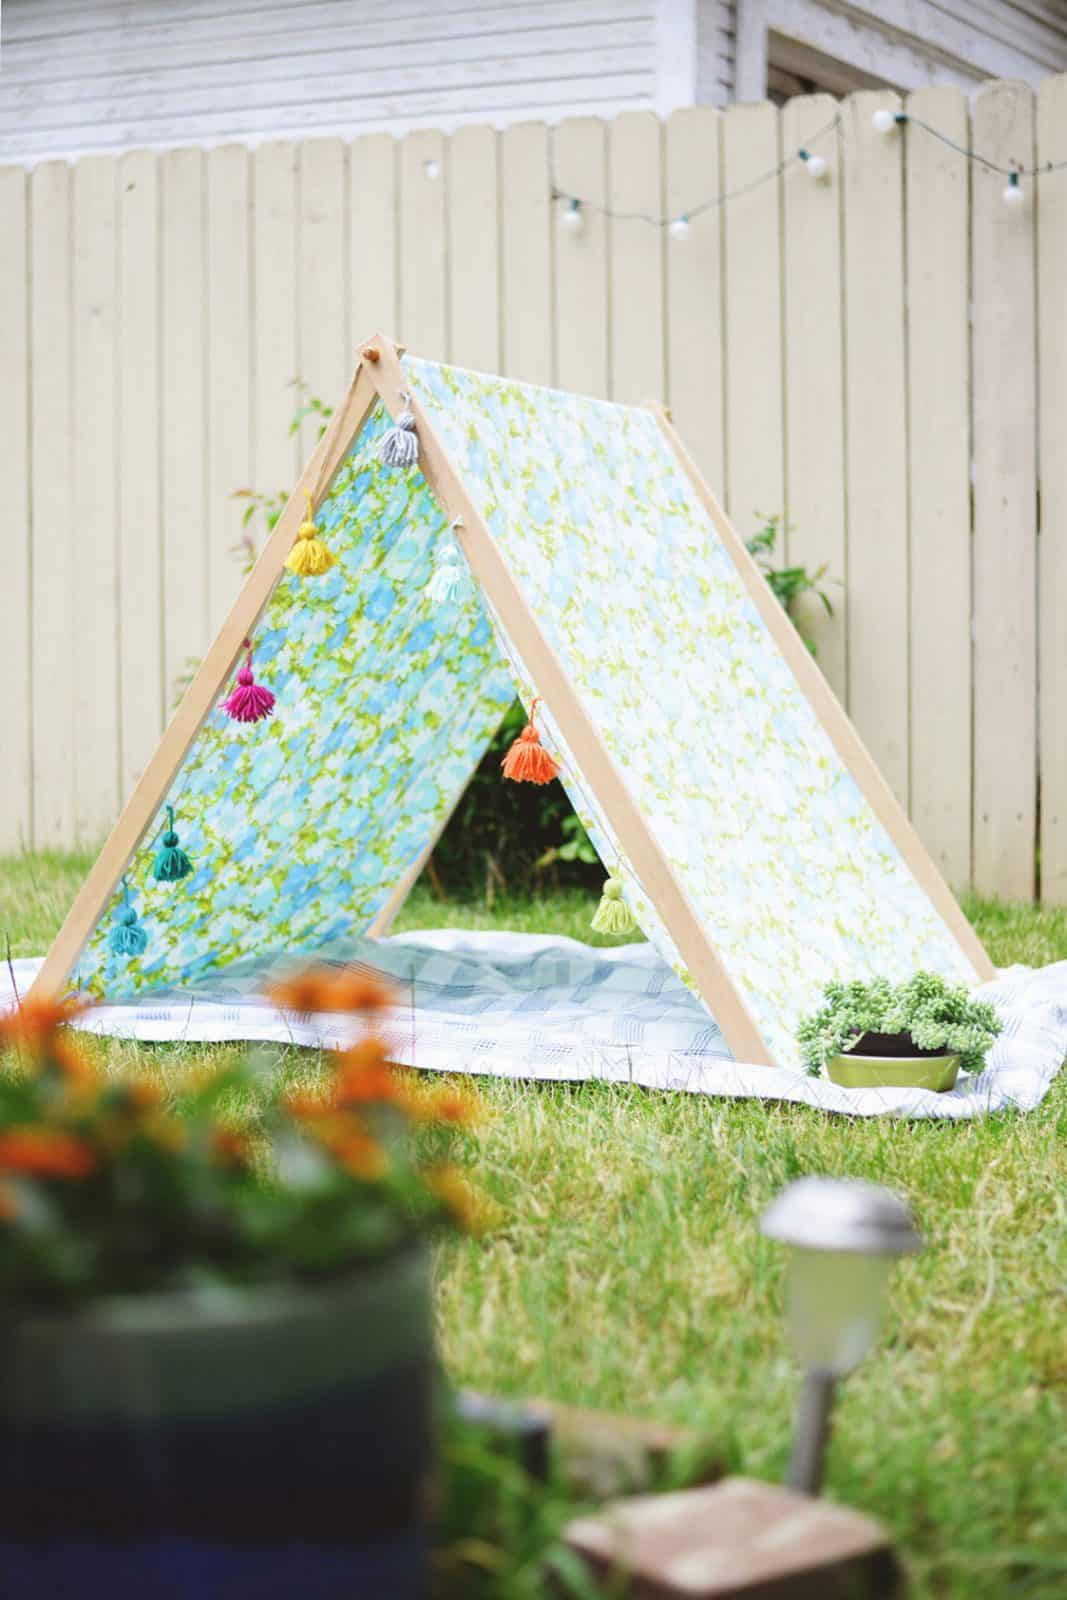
left=29, top=336, right=995, bottom=1064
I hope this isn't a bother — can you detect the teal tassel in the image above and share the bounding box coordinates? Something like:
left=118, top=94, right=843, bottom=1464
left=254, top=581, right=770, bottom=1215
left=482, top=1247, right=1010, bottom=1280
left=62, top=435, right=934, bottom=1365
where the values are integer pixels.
left=153, top=806, right=193, bottom=883
left=109, top=879, right=148, bottom=958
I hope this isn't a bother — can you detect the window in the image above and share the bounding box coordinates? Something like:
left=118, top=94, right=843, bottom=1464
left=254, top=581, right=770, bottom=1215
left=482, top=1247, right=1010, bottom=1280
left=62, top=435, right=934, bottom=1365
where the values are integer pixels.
left=766, top=30, right=897, bottom=105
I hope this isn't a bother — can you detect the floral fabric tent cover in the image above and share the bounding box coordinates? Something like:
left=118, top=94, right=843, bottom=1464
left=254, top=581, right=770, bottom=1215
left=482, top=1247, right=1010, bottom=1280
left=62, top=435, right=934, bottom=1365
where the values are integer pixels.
left=34, top=346, right=992, bottom=1070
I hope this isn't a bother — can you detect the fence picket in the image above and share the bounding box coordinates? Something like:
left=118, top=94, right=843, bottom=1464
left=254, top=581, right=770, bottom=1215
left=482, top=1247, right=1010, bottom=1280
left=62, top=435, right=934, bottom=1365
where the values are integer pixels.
left=350, top=133, right=397, bottom=344
left=608, top=111, right=664, bottom=405
left=30, top=161, right=74, bottom=847
left=1038, top=75, right=1067, bottom=903
left=206, top=144, right=251, bottom=638
left=0, top=166, right=31, bottom=850
left=721, top=101, right=783, bottom=545
left=118, top=150, right=164, bottom=804
left=298, top=137, right=348, bottom=454
left=161, top=147, right=208, bottom=713
left=553, top=117, right=608, bottom=399
left=781, top=96, right=846, bottom=695
left=400, top=129, right=447, bottom=360
left=971, top=81, right=1038, bottom=901
left=665, top=106, right=724, bottom=489
left=253, top=141, right=299, bottom=498
left=501, top=121, right=552, bottom=386
left=841, top=91, right=910, bottom=807
left=449, top=124, right=500, bottom=375
left=72, top=156, right=121, bottom=841
left=904, top=86, right=973, bottom=891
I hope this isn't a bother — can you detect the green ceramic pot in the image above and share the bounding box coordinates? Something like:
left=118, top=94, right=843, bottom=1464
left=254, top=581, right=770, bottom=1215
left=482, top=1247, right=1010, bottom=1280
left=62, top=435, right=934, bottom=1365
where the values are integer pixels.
left=827, top=1033, right=960, bottom=1093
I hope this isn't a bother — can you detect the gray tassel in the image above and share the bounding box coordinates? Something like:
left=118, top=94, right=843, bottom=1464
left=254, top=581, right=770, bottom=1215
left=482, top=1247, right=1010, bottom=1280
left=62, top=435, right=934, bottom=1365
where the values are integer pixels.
left=378, top=396, right=419, bottom=468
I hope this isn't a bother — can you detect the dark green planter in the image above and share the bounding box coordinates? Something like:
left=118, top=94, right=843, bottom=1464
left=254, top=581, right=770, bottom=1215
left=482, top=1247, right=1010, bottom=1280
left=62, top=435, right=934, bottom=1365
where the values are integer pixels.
left=0, top=1247, right=434, bottom=1598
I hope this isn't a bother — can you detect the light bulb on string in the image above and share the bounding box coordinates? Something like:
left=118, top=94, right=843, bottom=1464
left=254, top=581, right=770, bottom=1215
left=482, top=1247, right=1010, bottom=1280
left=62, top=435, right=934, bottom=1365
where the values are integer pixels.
left=798, top=148, right=829, bottom=181
left=872, top=109, right=906, bottom=134
left=539, top=110, right=1064, bottom=240
left=422, top=158, right=441, bottom=180
left=560, top=197, right=584, bottom=234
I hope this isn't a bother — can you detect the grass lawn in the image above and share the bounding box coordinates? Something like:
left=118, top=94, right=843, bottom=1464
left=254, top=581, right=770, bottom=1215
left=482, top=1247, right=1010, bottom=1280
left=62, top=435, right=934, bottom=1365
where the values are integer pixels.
left=3, top=852, right=1067, bottom=1598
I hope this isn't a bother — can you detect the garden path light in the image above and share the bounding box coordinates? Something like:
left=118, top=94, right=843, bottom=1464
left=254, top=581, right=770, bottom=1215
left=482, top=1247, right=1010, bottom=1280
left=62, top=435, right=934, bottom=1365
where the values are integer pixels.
left=761, top=1177, right=921, bottom=1496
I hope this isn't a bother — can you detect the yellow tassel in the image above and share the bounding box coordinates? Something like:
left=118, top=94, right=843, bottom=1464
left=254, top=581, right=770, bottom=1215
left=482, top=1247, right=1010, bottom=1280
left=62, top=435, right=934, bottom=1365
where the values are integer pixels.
left=591, top=876, right=637, bottom=936
left=285, top=492, right=336, bottom=578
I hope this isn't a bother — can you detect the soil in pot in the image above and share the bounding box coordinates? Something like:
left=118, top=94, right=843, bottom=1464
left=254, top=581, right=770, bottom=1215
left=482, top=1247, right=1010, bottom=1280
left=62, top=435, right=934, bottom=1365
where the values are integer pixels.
left=827, top=1030, right=960, bottom=1092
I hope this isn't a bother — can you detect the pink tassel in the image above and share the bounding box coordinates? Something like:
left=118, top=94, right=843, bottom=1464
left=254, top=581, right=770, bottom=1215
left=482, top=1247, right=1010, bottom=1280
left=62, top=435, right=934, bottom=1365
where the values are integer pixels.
left=223, top=646, right=275, bottom=725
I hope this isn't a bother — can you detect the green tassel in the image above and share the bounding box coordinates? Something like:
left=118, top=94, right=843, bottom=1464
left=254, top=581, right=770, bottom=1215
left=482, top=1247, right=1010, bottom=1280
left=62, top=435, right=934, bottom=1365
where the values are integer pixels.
left=591, top=876, right=636, bottom=935
left=109, top=879, right=148, bottom=958
left=153, top=806, right=193, bottom=883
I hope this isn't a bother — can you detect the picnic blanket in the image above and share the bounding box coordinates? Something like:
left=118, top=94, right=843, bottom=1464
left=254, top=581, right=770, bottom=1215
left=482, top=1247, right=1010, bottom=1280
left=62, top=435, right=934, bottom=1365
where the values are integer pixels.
left=3, top=932, right=1064, bottom=1120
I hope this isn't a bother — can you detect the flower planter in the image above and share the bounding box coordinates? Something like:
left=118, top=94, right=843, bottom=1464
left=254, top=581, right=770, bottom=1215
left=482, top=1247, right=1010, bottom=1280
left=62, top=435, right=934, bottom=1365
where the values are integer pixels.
left=827, top=1030, right=960, bottom=1093
left=0, top=1247, right=433, bottom=1599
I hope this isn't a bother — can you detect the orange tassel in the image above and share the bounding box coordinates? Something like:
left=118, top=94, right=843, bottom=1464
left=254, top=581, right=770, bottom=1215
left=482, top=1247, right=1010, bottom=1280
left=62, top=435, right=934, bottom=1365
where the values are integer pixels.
left=501, top=698, right=559, bottom=785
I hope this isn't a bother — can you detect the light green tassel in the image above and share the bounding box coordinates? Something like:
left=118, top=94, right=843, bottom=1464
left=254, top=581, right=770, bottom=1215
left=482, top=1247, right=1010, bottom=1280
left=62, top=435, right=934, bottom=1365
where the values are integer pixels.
left=591, top=876, right=636, bottom=935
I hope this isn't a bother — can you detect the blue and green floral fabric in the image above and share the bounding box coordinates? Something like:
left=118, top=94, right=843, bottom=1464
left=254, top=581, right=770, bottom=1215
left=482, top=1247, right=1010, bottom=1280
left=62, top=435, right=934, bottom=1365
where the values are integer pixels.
left=409, top=359, right=980, bottom=1069
left=76, top=403, right=515, bottom=999
left=78, top=359, right=979, bottom=1069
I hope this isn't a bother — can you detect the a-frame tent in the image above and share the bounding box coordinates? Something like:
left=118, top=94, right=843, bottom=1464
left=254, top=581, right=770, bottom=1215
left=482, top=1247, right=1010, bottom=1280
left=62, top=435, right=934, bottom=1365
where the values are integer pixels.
left=31, top=337, right=994, bottom=1071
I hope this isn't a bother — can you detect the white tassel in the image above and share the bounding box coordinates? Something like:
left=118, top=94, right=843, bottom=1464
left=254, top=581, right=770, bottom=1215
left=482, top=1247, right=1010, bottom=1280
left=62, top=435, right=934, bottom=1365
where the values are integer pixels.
left=379, top=393, right=419, bottom=468
left=426, top=521, right=467, bottom=605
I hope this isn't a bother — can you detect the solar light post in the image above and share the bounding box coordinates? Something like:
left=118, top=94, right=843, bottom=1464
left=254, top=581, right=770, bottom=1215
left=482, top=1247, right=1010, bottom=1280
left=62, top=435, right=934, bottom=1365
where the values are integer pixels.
left=761, top=1177, right=922, bottom=1496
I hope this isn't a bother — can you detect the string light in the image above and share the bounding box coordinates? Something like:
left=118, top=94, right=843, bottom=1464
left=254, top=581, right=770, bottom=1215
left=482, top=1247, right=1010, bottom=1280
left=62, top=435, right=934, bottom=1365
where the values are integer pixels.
left=552, top=110, right=840, bottom=242
left=422, top=158, right=441, bottom=180
left=798, top=148, right=828, bottom=179
left=560, top=197, right=584, bottom=233
left=872, top=109, right=906, bottom=134
left=550, top=107, right=1064, bottom=237
left=870, top=108, right=1063, bottom=185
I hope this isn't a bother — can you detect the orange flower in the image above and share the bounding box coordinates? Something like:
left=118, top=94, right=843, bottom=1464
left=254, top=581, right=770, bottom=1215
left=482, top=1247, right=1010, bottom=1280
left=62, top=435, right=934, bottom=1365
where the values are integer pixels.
left=0, top=1127, right=95, bottom=1179
left=268, top=967, right=396, bottom=1016
left=0, top=994, right=89, bottom=1053
left=330, top=972, right=396, bottom=1013
left=140, top=1113, right=187, bottom=1154
left=401, top=1080, right=486, bottom=1127
left=211, top=1129, right=251, bottom=1165
left=48, top=1032, right=100, bottom=1086
left=339, top=1133, right=389, bottom=1182
left=423, top=1164, right=497, bottom=1234
left=317, top=1122, right=389, bottom=1182
left=126, top=1079, right=164, bottom=1109
left=0, top=1182, right=19, bottom=1222
left=428, top=1085, right=485, bottom=1127
left=283, top=1087, right=334, bottom=1120
left=334, top=1037, right=403, bottom=1108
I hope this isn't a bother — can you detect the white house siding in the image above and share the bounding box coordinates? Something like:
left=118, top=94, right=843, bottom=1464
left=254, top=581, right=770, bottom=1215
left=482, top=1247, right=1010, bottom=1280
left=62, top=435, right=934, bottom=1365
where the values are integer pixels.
left=0, top=1, right=1063, bottom=161
left=697, top=0, right=736, bottom=104
left=0, top=0, right=664, bottom=161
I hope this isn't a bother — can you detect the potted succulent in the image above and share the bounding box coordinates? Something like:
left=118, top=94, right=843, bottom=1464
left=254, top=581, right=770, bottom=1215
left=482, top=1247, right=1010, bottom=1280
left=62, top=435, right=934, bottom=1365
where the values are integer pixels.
left=797, top=972, right=1003, bottom=1092
left=0, top=971, right=488, bottom=1598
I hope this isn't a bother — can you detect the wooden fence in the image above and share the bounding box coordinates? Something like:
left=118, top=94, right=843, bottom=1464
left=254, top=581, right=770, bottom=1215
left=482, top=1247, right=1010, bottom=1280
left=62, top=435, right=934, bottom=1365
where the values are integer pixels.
left=2, top=76, right=1066, bottom=901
